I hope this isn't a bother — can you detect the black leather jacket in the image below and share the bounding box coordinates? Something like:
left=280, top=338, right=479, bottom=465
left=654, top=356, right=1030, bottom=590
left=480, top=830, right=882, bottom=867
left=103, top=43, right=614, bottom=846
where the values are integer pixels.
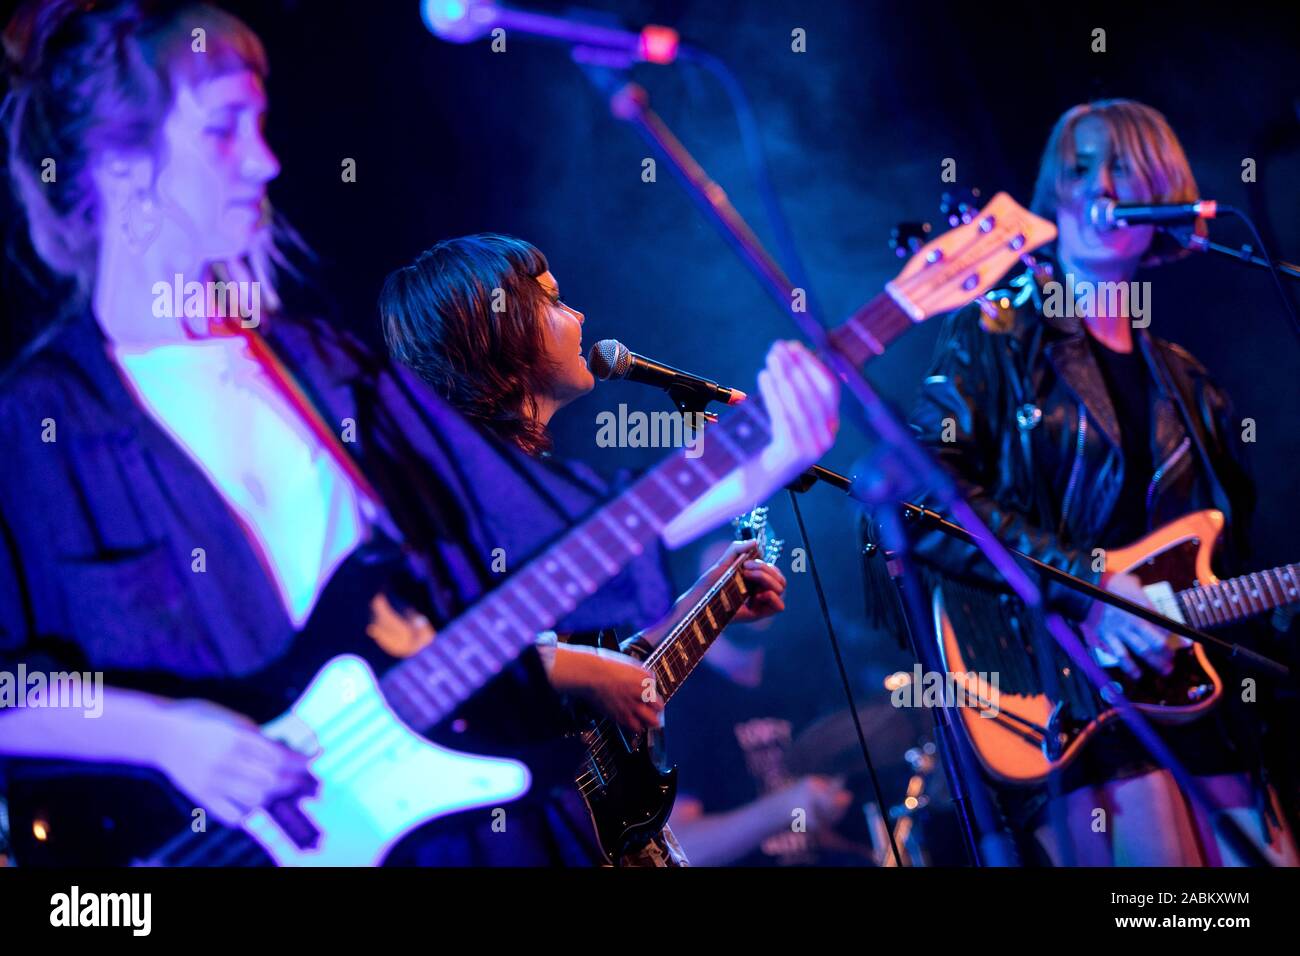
left=908, top=264, right=1255, bottom=619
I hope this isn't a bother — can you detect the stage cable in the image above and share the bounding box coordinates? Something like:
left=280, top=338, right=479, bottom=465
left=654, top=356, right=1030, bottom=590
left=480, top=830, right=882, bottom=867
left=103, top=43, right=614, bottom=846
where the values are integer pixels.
left=1217, top=206, right=1300, bottom=348
left=679, top=48, right=824, bottom=327
left=785, top=488, right=903, bottom=867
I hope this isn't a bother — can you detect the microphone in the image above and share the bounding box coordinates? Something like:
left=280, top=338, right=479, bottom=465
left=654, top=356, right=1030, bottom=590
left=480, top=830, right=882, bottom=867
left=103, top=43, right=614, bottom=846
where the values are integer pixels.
left=420, top=0, right=683, bottom=65
left=1088, top=198, right=1219, bottom=231
left=587, top=339, right=746, bottom=408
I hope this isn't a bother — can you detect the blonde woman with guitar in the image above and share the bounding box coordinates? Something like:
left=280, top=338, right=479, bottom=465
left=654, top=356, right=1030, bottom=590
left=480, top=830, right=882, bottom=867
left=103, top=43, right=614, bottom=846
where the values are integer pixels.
left=908, top=100, right=1297, bottom=866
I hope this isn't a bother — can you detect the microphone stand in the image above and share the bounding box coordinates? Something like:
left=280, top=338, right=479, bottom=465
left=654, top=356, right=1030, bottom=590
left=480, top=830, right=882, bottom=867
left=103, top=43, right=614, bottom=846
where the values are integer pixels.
left=572, top=61, right=1276, bottom=866
left=1170, top=219, right=1300, bottom=347
left=665, top=384, right=721, bottom=426
left=790, top=468, right=1288, bottom=675
left=783, top=467, right=908, bottom=867
left=1177, top=231, right=1300, bottom=281
left=789, top=465, right=1001, bottom=865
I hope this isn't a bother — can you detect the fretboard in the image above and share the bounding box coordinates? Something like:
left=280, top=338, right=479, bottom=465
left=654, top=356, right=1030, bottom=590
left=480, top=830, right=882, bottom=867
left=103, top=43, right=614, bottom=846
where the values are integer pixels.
left=827, top=290, right=916, bottom=369
left=1177, top=564, right=1300, bottom=630
left=645, top=555, right=752, bottom=702
left=377, top=401, right=772, bottom=734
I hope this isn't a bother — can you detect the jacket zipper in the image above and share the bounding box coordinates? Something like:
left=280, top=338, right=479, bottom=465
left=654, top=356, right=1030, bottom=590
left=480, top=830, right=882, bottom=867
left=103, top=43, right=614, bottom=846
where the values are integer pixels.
left=1058, top=407, right=1087, bottom=534
left=1145, top=436, right=1192, bottom=517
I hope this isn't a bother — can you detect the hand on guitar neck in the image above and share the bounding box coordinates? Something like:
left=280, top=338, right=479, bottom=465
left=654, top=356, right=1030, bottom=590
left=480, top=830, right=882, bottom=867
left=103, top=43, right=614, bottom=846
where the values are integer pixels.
left=638, top=539, right=790, bottom=654
left=701, top=539, right=788, bottom=626
left=661, top=341, right=839, bottom=548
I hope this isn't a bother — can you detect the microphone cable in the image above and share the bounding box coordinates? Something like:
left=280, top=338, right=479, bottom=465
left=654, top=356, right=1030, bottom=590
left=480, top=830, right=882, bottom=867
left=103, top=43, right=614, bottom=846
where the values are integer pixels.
left=785, top=487, right=903, bottom=867
left=1216, top=206, right=1300, bottom=348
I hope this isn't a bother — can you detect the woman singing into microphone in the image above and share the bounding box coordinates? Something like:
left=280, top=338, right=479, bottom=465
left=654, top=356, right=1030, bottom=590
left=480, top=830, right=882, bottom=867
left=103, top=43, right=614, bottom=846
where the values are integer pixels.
left=378, top=233, right=802, bottom=864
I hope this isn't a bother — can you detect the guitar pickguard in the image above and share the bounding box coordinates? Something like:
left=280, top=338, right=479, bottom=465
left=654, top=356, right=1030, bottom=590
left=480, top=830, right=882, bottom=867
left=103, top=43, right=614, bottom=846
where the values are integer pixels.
left=10, top=656, right=532, bottom=867
left=936, top=511, right=1226, bottom=785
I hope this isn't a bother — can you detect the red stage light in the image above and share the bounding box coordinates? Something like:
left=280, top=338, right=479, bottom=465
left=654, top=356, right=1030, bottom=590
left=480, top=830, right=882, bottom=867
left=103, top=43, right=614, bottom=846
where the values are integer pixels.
left=638, top=26, right=680, bottom=65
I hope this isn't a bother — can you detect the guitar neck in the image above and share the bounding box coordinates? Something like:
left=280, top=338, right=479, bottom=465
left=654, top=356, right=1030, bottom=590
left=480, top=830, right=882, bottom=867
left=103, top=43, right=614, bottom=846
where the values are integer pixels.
left=1177, top=564, right=1300, bottom=630
left=645, top=553, right=752, bottom=703
left=378, top=401, right=772, bottom=735
left=826, top=289, right=917, bottom=368
left=373, top=194, right=1055, bottom=737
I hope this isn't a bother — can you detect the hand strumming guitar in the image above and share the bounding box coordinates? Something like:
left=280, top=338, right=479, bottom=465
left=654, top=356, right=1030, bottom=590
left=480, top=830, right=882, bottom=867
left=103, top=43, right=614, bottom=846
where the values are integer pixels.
left=1082, top=571, right=1184, bottom=679
left=548, top=644, right=664, bottom=734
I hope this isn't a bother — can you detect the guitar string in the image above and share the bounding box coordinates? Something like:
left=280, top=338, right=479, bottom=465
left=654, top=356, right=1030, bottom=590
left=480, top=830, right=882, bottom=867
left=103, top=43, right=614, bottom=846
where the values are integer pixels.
left=1180, top=563, right=1299, bottom=625
left=576, top=570, right=753, bottom=796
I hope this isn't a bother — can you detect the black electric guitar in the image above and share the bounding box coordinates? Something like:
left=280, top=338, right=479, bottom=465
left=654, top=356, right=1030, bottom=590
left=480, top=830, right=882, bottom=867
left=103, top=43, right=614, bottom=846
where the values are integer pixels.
left=572, top=508, right=782, bottom=863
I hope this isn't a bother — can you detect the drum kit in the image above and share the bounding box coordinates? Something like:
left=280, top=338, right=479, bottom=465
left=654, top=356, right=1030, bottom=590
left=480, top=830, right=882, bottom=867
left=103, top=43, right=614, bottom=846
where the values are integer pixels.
left=785, top=669, right=965, bottom=866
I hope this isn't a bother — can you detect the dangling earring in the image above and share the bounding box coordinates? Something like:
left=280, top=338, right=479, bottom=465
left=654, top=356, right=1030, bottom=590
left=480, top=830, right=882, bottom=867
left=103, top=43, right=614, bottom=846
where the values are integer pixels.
left=121, top=188, right=162, bottom=253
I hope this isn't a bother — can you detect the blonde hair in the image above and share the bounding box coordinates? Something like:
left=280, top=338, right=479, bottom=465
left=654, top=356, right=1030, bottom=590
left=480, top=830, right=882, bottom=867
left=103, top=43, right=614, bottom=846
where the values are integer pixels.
left=1031, top=99, right=1205, bottom=266
left=2, top=0, right=292, bottom=308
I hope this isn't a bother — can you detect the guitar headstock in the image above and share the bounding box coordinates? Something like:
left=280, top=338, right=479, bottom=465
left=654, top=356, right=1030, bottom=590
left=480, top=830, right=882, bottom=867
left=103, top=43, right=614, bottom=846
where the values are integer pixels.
left=733, top=505, right=767, bottom=544
left=886, top=192, right=1056, bottom=322
left=732, top=506, right=784, bottom=565
left=761, top=531, right=785, bottom=566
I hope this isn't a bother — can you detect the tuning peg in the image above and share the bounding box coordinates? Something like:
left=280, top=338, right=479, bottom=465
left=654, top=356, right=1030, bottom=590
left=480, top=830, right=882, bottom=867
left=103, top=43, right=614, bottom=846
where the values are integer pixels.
left=890, top=222, right=932, bottom=258
left=940, top=187, right=983, bottom=227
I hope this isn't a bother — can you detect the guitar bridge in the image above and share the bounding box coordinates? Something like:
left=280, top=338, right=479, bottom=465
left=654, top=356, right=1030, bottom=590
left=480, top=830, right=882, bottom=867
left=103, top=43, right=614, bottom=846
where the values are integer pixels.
left=1042, top=700, right=1069, bottom=761
left=267, top=782, right=321, bottom=851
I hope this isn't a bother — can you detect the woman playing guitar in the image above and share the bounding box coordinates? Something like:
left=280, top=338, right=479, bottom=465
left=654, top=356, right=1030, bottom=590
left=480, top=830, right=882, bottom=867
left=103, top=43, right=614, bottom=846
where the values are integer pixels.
left=378, top=233, right=795, bottom=863
left=907, top=99, right=1296, bottom=866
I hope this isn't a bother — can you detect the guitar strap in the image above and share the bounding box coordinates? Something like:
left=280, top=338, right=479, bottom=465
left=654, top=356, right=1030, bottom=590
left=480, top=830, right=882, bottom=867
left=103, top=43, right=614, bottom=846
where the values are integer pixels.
left=214, top=318, right=383, bottom=506
left=201, top=316, right=418, bottom=557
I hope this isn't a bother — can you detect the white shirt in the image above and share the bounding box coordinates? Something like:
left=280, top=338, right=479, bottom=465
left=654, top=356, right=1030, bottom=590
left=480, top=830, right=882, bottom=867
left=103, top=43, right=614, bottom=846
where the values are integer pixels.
left=114, top=336, right=369, bottom=627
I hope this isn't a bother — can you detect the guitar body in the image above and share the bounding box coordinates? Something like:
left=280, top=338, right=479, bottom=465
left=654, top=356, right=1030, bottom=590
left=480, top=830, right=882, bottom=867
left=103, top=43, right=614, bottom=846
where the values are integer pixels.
left=577, top=719, right=679, bottom=865
left=937, top=509, right=1226, bottom=785
left=564, top=630, right=678, bottom=864
left=569, top=509, right=782, bottom=862
left=4, top=544, right=562, bottom=867
left=8, top=654, right=533, bottom=866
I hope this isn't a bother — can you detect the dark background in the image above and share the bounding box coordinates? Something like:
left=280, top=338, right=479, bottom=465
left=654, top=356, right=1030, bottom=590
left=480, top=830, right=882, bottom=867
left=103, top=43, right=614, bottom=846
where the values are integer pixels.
left=3, top=0, right=1299, bottom=790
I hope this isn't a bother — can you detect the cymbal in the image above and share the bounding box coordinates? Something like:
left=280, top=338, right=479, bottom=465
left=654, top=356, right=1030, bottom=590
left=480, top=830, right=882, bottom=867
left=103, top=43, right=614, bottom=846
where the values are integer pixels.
left=786, top=697, right=926, bottom=778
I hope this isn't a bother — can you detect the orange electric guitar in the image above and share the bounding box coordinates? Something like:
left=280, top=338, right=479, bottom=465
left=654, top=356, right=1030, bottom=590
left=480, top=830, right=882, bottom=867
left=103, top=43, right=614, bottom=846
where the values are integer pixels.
left=935, top=509, right=1299, bottom=784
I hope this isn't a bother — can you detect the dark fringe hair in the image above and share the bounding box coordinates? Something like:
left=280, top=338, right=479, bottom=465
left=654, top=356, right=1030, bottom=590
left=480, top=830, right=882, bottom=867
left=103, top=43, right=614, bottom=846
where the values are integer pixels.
left=380, top=233, right=556, bottom=457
